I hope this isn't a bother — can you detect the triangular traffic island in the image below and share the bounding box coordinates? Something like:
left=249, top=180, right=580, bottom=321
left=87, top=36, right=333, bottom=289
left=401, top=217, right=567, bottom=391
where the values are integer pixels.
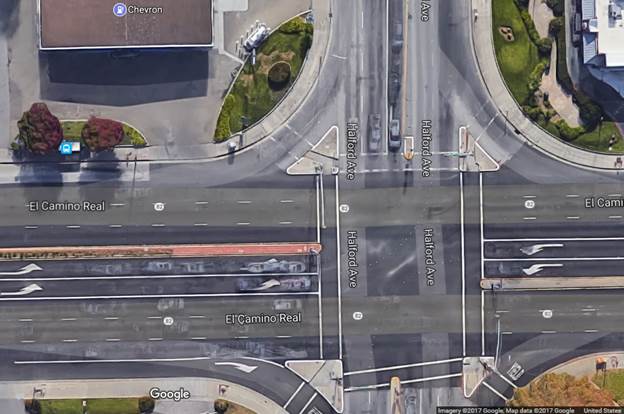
left=286, top=360, right=344, bottom=413
left=287, top=126, right=339, bottom=175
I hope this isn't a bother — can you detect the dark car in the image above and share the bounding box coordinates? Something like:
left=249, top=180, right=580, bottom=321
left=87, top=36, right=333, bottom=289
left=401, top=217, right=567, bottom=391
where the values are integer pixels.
left=368, top=114, right=382, bottom=152
left=389, top=119, right=401, bottom=151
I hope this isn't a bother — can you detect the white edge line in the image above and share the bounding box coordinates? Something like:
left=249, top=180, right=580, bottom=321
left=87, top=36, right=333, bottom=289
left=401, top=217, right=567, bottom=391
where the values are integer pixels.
left=335, top=174, right=343, bottom=360
left=345, top=358, right=463, bottom=376
left=0, top=292, right=317, bottom=301
left=460, top=172, right=466, bottom=357
left=283, top=381, right=305, bottom=409
left=298, top=392, right=318, bottom=414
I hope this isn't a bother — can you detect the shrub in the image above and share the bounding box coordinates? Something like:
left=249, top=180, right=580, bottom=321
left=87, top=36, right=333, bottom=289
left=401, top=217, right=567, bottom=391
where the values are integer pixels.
left=16, top=103, right=63, bottom=154
left=24, top=399, right=41, bottom=414
left=527, top=61, right=548, bottom=94
left=214, top=399, right=230, bottom=414
left=81, top=116, right=124, bottom=152
left=575, top=91, right=603, bottom=129
left=556, top=119, right=585, bottom=141
left=546, top=0, right=564, bottom=16
left=513, top=0, right=530, bottom=8
left=138, top=396, right=155, bottom=413
left=280, top=18, right=307, bottom=34
left=300, top=32, right=313, bottom=56
left=520, top=10, right=552, bottom=55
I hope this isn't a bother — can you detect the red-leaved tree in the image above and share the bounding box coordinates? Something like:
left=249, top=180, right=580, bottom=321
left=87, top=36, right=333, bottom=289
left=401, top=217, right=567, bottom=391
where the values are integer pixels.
left=17, top=103, right=63, bottom=154
left=81, top=117, right=124, bottom=152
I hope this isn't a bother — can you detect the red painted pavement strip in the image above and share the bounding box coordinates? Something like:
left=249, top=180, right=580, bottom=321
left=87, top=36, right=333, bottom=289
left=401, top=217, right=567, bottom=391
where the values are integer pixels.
left=0, top=243, right=322, bottom=261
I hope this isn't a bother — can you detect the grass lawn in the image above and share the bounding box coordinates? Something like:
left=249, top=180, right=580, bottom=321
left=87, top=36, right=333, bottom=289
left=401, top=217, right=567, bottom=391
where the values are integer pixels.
left=37, top=398, right=140, bottom=414
left=215, top=15, right=313, bottom=141
left=40, top=399, right=83, bottom=414
left=62, top=121, right=147, bottom=147
left=87, top=398, right=139, bottom=414
left=573, top=122, right=624, bottom=153
left=593, top=369, right=624, bottom=405
left=492, top=0, right=542, bottom=104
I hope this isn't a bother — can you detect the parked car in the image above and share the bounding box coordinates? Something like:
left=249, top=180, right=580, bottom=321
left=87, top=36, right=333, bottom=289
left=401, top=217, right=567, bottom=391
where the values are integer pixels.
left=368, top=114, right=382, bottom=152
left=273, top=299, right=303, bottom=310
left=146, top=261, right=173, bottom=272
left=389, top=119, right=401, bottom=151
left=279, top=276, right=312, bottom=291
left=244, top=24, right=270, bottom=52
left=237, top=277, right=264, bottom=292
left=244, top=258, right=305, bottom=273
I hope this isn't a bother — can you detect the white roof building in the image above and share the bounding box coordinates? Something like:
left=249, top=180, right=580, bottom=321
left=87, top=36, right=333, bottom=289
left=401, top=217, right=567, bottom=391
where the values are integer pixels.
left=582, top=0, right=624, bottom=67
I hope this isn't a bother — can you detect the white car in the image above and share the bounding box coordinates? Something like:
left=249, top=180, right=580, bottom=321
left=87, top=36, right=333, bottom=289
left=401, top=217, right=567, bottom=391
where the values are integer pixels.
left=244, top=25, right=270, bottom=52
left=273, top=299, right=302, bottom=310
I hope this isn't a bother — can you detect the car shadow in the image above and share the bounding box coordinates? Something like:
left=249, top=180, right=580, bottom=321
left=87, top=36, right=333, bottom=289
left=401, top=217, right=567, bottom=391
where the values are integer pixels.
left=0, top=0, right=19, bottom=36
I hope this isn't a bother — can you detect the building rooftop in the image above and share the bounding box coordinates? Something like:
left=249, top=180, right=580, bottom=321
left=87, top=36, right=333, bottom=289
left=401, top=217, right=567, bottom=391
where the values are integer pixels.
left=590, top=0, right=624, bottom=66
left=39, top=0, right=213, bottom=50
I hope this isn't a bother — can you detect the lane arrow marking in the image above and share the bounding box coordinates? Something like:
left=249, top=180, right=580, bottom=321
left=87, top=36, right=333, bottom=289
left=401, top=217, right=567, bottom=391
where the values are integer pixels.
left=0, top=284, right=43, bottom=296
left=522, top=263, right=563, bottom=276
left=214, top=362, right=258, bottom=373
left=251, top=279, right=281, bottom=291
left=0, top=264, right=42, bottom=276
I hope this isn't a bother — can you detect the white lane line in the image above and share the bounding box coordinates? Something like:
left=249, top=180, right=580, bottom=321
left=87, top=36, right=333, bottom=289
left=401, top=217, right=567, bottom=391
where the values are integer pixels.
left=484, top=256, right=624, bottom=262
left=345, top=358, right=463, bottom=376
left=276, top=335, right=292, bottom=338
left=482, top=381, right=509, bottom=401
left=236, top=222, right=250, bottom=226
left=609, top=216, right=623, bottom=219
left=109, top=224, right=123, bottom=228
left=460, top=172, right=466, bottom=356
left=66, top=225, right=81, bottom=229
left=105, top=338, right=121, bottom=342
left=502, top=331, right=513, bottom=335
left=541, top=330, right=557, bottom=334
left=485, top=236, right=624, bottom=242
left=566, top=194, right=579, bottom=198
left=566, top=216, right=580, bottom=220
left=193, top=223, right=208, bottom=227
left=191, top=337, right=207, bottom=340
left=361, top=10, right=364, bottom=28
left=148, top=337, right=163, bottom=341
left=316, top=174, right=321, bottom=244
left=151, top=224, right=165, bottom=227
left=104, top=317, right=119, bottom=320
left=480, top=173, right=485, bottom=356
left=195, top=201, right=209, bottom=205
left=280, top=199, right=294, bottom=203
left=62, top=339, right=78, bottom=343
left=493, top=369, right=518, bottom=389
left=0, top=272, right=318, bottom=282
left=110, top=203, right=125, bottom=207
left=495, top=310, right=509, bottom=314
left=522, top=217, right=536, bottom=220
left=522, top=195, right=536, bottom=199
left=317, top=256, right=324, bottom=359
left=331, top=54, right=347, bottom=60
left=147, top=316, right=162, bottom=320
left=60, top=318, right=77, bottom=321
left=283, top=381, right=305, bottom=409
left=280, top=221, right=293, bottom=225
left=237, top=200, right=252, bottom=204
left=189, top=315, right=206, bottom=319
left=608, top=194, right=622, bottom=197
left=234, top=336, right=249, bottom=339
left=345, top=373, right=463, bottom=392
left=584, top=329, right=599, bottom=333
left=335, top=174, right=343, bottom=360
left=298, top=392, right=318, bottom=414
left=0, top=291, right=318, bottom=301
left=20, top=340, right=36, bottom=343
left=582, top=308, right=596, bottom=312
left=24, top=226, right=38, bottom=230
left=18, top=318, right=33, bottom=322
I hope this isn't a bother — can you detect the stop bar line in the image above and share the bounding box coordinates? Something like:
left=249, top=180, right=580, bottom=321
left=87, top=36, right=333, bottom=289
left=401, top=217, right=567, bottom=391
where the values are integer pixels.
left=344, top=358, right=463, bottom=376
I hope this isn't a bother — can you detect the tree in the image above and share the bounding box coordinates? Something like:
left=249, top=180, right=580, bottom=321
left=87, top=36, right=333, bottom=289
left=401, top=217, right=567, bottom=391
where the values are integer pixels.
left=81, top=116, right=124, bottom=152
left=24, top=399, right=41, bottom=414
left=268, top=61, right=291, bottom=90
left=509, top=373, right=615, bottom=407
left=16, top=103, right=63, bottom=154
left=214, top=399, right=230, bottom=414
left=138, top=396, right=155, bottom=413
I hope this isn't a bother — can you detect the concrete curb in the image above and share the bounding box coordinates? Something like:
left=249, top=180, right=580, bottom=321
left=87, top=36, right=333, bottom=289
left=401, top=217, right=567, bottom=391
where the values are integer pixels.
left=471, top=0, right=624, bottom=171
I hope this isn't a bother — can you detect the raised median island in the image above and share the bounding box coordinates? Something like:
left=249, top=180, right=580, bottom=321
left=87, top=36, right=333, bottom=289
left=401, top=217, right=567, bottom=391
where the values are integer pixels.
left=214, top=15, right=314, bottom=141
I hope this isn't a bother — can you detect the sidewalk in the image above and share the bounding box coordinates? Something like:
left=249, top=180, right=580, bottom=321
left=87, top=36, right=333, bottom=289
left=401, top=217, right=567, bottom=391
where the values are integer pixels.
left=0, top=377, right=286, bottom=414
left=551, top=352, right=624, bottom=378
left=481, top=276, right=624, bottom=291
left=471, top=0, right=624, bottom=170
